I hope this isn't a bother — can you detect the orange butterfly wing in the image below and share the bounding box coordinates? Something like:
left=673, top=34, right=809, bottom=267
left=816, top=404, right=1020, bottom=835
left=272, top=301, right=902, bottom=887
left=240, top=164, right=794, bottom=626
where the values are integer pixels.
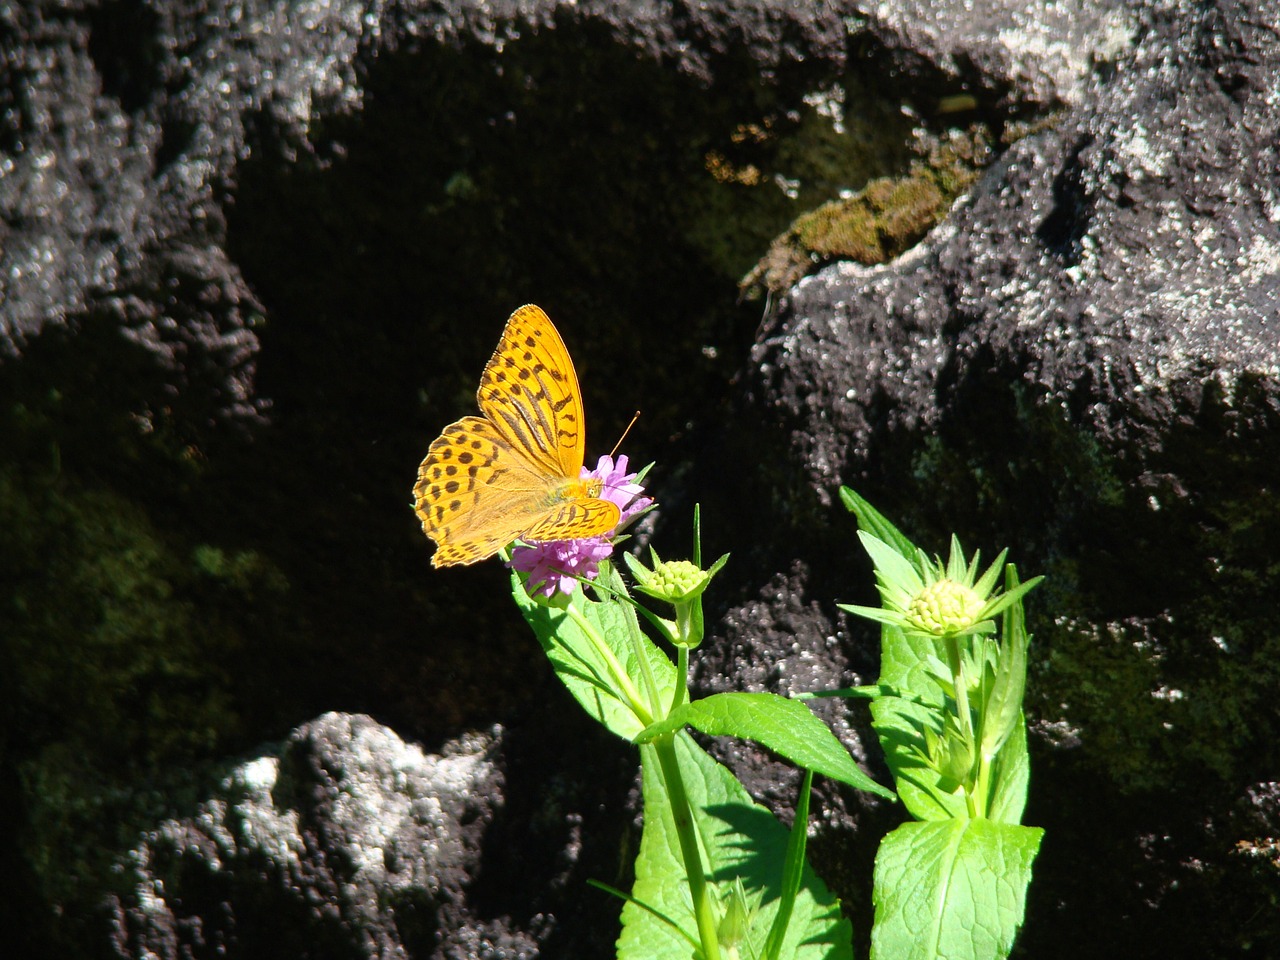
left=414, top=306, right=621, bottom=567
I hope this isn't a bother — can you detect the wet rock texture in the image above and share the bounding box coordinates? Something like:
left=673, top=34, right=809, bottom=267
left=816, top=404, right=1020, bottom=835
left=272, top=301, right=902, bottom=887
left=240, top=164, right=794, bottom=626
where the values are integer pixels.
left=2, top=0, right=1277, bottom=957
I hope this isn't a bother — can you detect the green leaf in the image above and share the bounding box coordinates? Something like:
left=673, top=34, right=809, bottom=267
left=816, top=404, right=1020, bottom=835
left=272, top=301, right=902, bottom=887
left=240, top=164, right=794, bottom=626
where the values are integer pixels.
left=971, top=549, right=1008, bottom=600
left=870, top=819, right=1043, bottom=960
left=839, top=486, right=917, bottom=560
left=513, top=569, right=675, bottom=740
left=985, top=717, right=1031, bottom=825
left=869, top=691, right=967, bottom=821
left=878, top=624, right=947, bottom=705
left=836, top=603, right=907, bottom=628
left=977, top=575, right=1044, bottom=624
left=619, top=732, right=853, bottom=960
left=868, top=622, right=971, bottom=820
left=762, top=769, right=814, bottom=960
left=634, top=692, right=895, bottom=800
left=981, top=568, right=1031, bottom=762
left=857, top=532, right=925, bottom=599
left=871, top=617, right=1035, bottom=822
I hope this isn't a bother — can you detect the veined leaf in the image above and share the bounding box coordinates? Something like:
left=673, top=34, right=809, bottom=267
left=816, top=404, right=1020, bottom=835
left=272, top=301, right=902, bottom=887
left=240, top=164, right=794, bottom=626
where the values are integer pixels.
left=870, top=819, right=1043, bottom=960
left=635, top=692, right=894, bottom=800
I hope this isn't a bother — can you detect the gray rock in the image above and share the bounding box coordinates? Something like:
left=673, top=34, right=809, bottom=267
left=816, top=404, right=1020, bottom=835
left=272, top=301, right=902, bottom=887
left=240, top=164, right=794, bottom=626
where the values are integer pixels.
left=861, top=0, right=1135, bottom=107
left=109, top=713, right=508, bottom=959
left=0, top=0, right=1120, bottom=418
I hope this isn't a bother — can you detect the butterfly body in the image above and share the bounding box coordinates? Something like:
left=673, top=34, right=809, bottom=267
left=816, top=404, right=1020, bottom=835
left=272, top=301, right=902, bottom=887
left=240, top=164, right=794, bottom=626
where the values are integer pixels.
left=414, top=305, right=621, bottom=567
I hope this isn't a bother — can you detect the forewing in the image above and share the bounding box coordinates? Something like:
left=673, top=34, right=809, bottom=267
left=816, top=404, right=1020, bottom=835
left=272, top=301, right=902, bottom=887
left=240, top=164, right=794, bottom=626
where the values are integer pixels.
left=521, top=496, right=620, bottom=543
left=476, top=304, right=586, bottom=480
left=414, top=416, right=555, bottom=566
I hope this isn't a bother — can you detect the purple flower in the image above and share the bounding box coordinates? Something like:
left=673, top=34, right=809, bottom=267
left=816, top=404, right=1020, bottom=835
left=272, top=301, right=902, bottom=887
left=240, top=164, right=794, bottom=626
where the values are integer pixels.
left=510, top=454, right=654, bottom=597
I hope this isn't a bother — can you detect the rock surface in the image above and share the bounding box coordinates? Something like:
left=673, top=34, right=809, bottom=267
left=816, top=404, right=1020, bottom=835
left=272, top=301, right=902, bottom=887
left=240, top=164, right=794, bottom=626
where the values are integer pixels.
left=2, top=0, right=1277, bottom=958
left=721, top=2, right=1280, bottom=956
left=110, top=713, right=508, bottom=959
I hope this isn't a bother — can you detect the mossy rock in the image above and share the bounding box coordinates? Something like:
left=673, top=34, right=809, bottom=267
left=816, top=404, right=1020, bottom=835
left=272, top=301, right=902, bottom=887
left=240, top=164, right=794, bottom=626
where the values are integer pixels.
left=0, top=463, right=291, bottom=928
left=741, top=124, right=1005, bottom=297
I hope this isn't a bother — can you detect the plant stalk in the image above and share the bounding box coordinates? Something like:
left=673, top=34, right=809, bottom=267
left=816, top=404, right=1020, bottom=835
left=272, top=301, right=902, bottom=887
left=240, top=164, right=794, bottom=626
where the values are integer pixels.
left=652, top=734, right=721, bottom=960
left=945, top=632, right=982, bottom=819
left=673, top=645, right=690, bottom=713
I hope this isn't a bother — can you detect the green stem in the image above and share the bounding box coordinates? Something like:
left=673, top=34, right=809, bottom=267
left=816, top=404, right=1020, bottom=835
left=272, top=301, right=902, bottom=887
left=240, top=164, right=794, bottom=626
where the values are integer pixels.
left=673, top=645, right=690, bottom=713
left=945, top=633, right=982, bottom=819
left=972, top=749, right=994, bottom=818
left=945, top=634, right=974, bottom=742
left=762, top=768, right=814, bottom=960
left=652, top=734, right=721, bottom=960
left=969, top=656, right=994, bottom=818
left=625, top=598, right=665, bottom=720
left=601, top=566, right=666, bottom=719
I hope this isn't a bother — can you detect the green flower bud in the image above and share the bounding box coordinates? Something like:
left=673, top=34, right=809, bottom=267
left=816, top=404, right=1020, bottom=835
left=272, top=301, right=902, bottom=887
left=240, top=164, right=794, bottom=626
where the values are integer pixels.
left=717, top=877, right=758, bottom=957
left=624, top=549, right=729, bottom=649
left=924, top=719, right=976, bottom=794
left=639, top=558, right=709, bottom=603
left=905, top=578, right=985, bottom=636
left=937, top=724, right=977, bottom=789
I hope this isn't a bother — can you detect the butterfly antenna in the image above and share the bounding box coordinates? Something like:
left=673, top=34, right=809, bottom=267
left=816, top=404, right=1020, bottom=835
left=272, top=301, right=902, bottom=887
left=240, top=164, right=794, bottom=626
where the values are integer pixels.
left=598, top=411, right=648, bottom=503
left=609, top=410, right=641, bottom=458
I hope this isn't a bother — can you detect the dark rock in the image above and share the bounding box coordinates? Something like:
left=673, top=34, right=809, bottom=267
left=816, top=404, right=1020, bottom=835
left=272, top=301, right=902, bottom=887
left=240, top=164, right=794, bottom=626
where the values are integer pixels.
left=729, top=0, right=1280, bottom=956
left=5, top=0, right=1276, bottom=958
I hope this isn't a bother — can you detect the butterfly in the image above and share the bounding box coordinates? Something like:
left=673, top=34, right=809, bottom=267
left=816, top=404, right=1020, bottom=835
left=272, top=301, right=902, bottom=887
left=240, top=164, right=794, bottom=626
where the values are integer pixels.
left=414, top=304, right=622, bottom=567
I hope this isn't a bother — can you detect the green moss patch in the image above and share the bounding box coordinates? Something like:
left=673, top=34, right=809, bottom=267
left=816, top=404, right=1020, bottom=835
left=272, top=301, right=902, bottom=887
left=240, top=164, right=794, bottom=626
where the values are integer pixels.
left=741, top=126, right=996, bottom=296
